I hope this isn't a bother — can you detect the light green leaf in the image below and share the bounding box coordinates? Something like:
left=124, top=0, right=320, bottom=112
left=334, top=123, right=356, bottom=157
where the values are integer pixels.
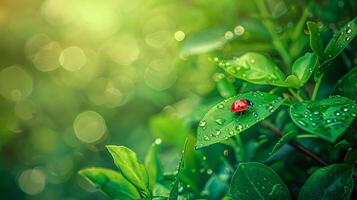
left=332, top=67, right=357, bottom=100
left=307, top=21, right=324, bottom=58
left=291, top=53, right=318, bottom=86
left=214, top=73, right=236, bottom=98
left=179, top=29, right=228, bottom=57
left=324, top=16, right=357, bottom=61
left=79, top=168, right=141, bottom=200
left=106, top=145, right=150, bottom=197
left=149, top=114, right=187, bottom=148
left=145, top=141, right=163, bottom=192
left=196, top=91, right=284, bottom=148
left=216, top=53, right=287, bottom=87
left=298, top=164, right=353, bottom=200
left=269, top=131, right=298, bottom=156
left=290, top=96, right=357, bottom=143
left=229, top=162, right=291, bottom=200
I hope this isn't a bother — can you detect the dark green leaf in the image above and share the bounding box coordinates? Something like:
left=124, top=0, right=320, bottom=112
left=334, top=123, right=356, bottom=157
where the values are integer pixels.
left=291, top=53, right=318, bottom=86
left=179, top=29, right=228, bottom=57
left=215, top=53, right=287, bottom=87
left=196, top=91, right=284, bottom=148
left=106, top=145, right=150, bottom=196
left=229, top=162, right=291, bottom=200
left=290, top=96, right=357, bottom=143
left=269, top=131, right=298, bottom=156
left=79, top=168, right=141, bottom=200
left=298, top=164, right=353, bottom=200
left=307, top=21, right=324, bottom=58
left=145, top=141, right=163, bottom=192
left=332, top=67, right=357, bottom=100
left=344, top=148, right=357, bottom=164
left=324, top=17, right=357, bottom=61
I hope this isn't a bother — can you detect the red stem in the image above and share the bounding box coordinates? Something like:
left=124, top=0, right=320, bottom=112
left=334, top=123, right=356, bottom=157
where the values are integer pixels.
left=262, top=122, right=328, bottom=166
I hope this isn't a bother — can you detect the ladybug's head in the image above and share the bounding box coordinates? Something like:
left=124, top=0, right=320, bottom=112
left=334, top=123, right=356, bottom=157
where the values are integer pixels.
left=246, top=99, right=254, bottom=107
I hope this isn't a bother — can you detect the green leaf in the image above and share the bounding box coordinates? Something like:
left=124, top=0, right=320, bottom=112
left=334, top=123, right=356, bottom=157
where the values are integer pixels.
left=298, top=164, right=354, bottom=200
left=196, top=91, right=284, bottom=148
left=269, top=131, right=298, bottom=156
left=324, top=17, right=357, bottom=61
left=291, top=53, right=318, bottom=86
left=149, top=114, right=188, bottom=147
left=307, top=21, right=324, bottom=58
left=179, top=28, right=228, bottom=57
left=145, top=141, right=163, bottom=192
left=215, top=53, right=287, bottom=87
left=169, top=140, right=187, bottom=200
left=214, top=73, right=236, bottom=98
left=229, top=162, right=291, bottom=200
left=79, top=168, right=141, bottom=200
left=106, top=145, right=150, bottom=197
left=290, top=96, right=357, bottom=143
left=332, top=67, right=357, bottom=100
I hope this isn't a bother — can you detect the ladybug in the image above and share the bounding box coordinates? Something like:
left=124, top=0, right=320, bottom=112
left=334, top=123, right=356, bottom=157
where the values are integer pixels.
left=230, top=99, right=254, bottom=113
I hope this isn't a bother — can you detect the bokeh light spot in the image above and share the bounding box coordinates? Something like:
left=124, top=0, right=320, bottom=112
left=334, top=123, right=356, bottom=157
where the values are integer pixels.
left=73, top=111, right=106, bottom=143
left=174, top=30, right=185, bottom=41
left=59, top=46, right=87, bottom=71
left=0, top=66, right=33, bottom=101
left=18, top=168, right=46, bottom=195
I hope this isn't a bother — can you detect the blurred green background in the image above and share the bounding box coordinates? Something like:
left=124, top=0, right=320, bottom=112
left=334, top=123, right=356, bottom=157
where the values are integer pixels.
left=0, top=0, right=356, bottom=199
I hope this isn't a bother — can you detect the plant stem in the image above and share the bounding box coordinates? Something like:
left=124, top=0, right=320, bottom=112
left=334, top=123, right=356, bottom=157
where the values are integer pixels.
left=311, top=74, right=323, bottom=100
left=291, top=2, right=312, bottom=41
left=261, top=122, right=328, bottom=166
left=254, top=0, right=291, bottom=67
left=234, top=134, right=246, bottom=162
left=288, top=88, right=304, bottom=102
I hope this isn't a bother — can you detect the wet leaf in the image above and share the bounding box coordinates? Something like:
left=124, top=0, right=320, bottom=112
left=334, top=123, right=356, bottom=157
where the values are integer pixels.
left=298, top=164, right=353, bottom=200
left=145, top=141, right=163, bottom=192
left=332, top=67, right=357, bottom=100
left=291, top=53, right=318, bottom=86
left=79, top=168, right=141, bottom=200
left=323, top=16, right=357, bottom=61
left=106, top=145, right=150, bottom=196
left=179, top=29, right=228, bottom=57
left=290, top=96, right=357, bottom=143
left=307, top=21, right=324, bottom=58
left=229, top=162, right=291, bottom=200
left=196, top=91, right=284, bottom=148
left=215, top=53, right=287, bottom=87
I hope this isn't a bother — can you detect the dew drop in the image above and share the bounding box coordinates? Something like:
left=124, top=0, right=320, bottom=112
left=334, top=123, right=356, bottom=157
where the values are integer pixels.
left=214, top=57, right=219, bottom=62
left=229, top=130, right=234, bottom=135
left=202, top=156, right=207, bottom=160
left=236, top=124, right=243, bottom=131
left=199, top=120, right=207, bottom=129
left=223, top=150, right=229, bottom=156
left=215, top=118, right=225, bottom=125
left=203, top=136, right=210, bottom=141
left=214, top=129, right=221, bottom=136
left=298, top=120, right=307, bottom=126
left=250, top=59, right=255, bottom=64
left=242, top=73, right=247, bottom=78
left=335, top=111, right=341, bottom=116
left=342, top=107, right=348, bottom=112
left=347, top=29, right=352, bottom=34
left=217, top=104, right=225, bottom=109
left=207, top=169, right=213, bottom=175
left=346, top=37, right=350, bottom=41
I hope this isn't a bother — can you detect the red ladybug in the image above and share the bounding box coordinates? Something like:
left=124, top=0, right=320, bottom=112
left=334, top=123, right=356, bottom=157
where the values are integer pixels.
left=230, top=99, right=254, bottom=113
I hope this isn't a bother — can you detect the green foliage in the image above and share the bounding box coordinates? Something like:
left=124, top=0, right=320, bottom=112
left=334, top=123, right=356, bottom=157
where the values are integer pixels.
left=298, top=164, right=354, bottom=200
left=216, top=53, right=287, bottom=87
left=106, top=145, right=151, bottom=197
left=332, top=67, right=357, bottom=100
left=76, top=1, right=357, bottom=200
left=229, top=162, right=290, bottom=200
left=78, top=168, right=141, bottom=200
left=290, top=96, right=357, bottom=143
left=196, top=91, right=284, bottom=148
